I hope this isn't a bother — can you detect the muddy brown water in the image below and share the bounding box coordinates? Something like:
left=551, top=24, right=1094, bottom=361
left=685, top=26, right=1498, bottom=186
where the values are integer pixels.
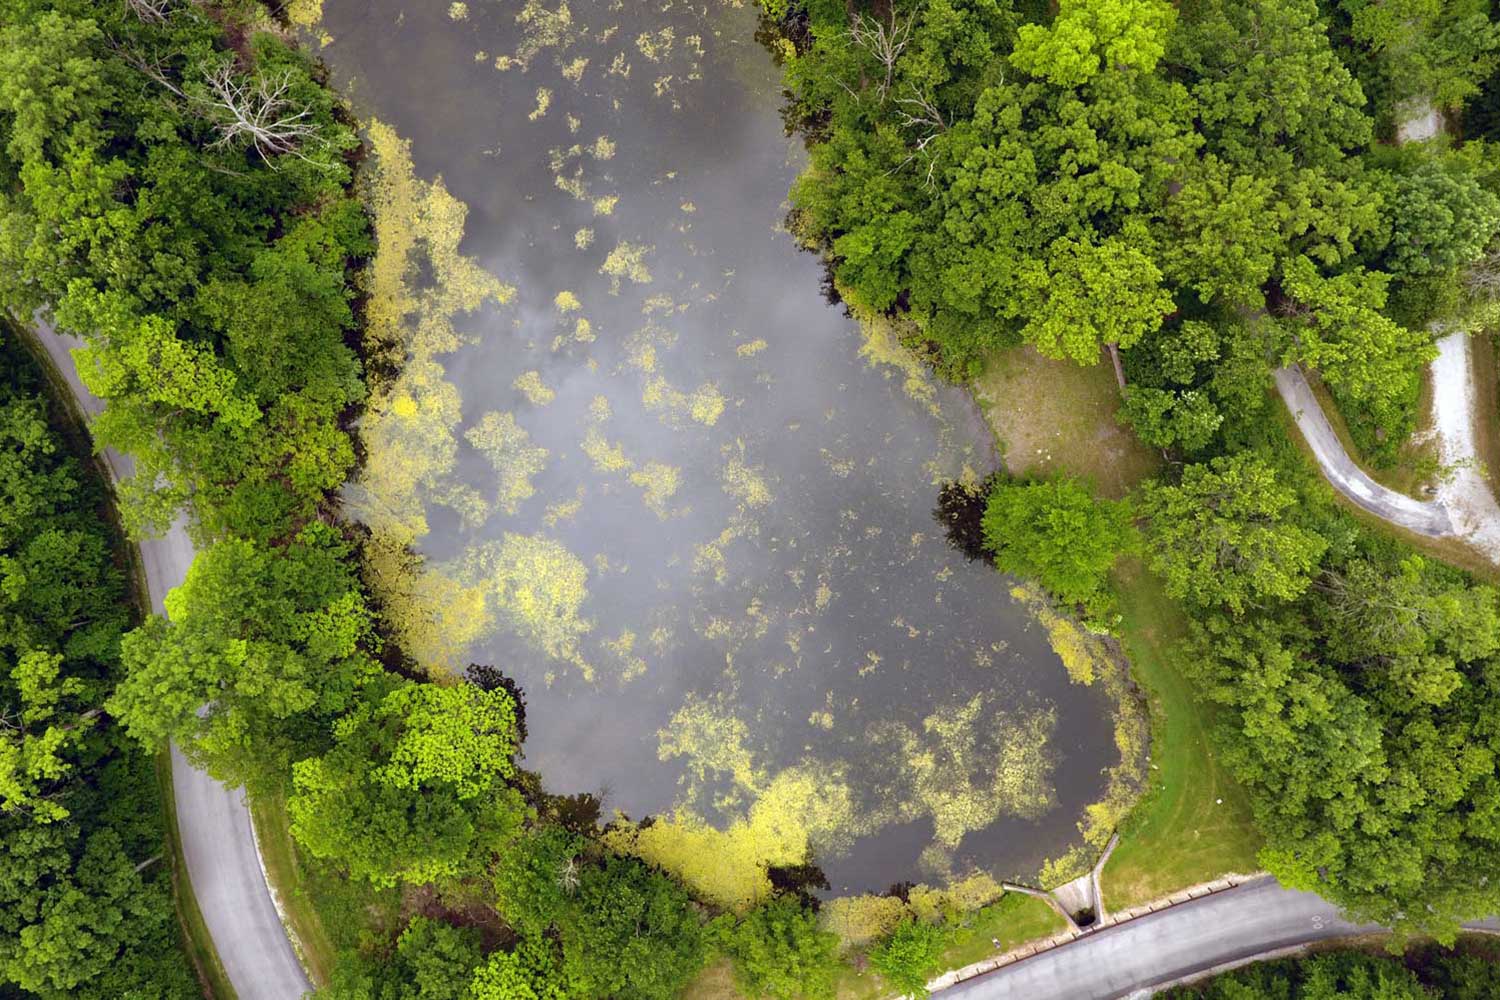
left=316, top=0, right=1115, bottom=896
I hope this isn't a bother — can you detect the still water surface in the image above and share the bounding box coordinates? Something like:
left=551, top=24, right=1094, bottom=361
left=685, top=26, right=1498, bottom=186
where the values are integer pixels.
left=317, top=0, right=1115, bottom=896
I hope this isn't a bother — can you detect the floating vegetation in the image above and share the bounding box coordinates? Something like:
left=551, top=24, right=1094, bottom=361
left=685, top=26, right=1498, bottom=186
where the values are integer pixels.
left=448, top=2, right=468, bottom=19
left=658, top=693, right=764, bottom=794
left=466, top=411, right=549, bottom=515
left=495, top=0, right=582, bottom=72
left=600, top=241, right=652, bottom=290
left=581, top=426, right=631, bottom=474
left=607, top=767, right=857, bottom=912
left=465, top=533, right=595, bottom=680
left=642, top=376, right=724, bottom=427
left=590, top=135, right=616, bottom=160
left=513, top=370, right=556, bottom=406
left=554, top=290, right=582, bottom=313
left=600, top=630, right=647, bottom=682
left=543, top=487, right=585, bottom=528
left=721, top=454, right=772, bottom=508
left=869, top=696, right=1058, bottom=848
left=364, top=535, right=493, bottom=673
left=629, top=461, right=681, bottom=517
left=572, top=317, right=594, bottom=342
left=735, top=338, right=767, bottom=358
left=561, top=56, right=590, bottom=82
left=1011, top=585, right=1151, bottom=858
left=528, top=87, right=553, bottom=121
left=592, top=194, right=620, bottom=217
left=574, top=227, right=595, bottom=249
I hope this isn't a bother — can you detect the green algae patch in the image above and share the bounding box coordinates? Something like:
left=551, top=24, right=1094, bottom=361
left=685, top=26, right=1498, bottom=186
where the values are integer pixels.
left=466, top=411, right=549, bottom=515
left=513, top=370, right=556, bottom=406
left=465, top=533, right=595, bottom=681
left=606, top=767, right=857, bottom=912
left=630, top=461, right=682, bottom=517
left=1013, top=584, right=1152, bottom=867
left=869, top=696, right=1058, bottom=851
left=658, top=693, right=765, bottom=794
left=601, top=241, right=653, bottom=290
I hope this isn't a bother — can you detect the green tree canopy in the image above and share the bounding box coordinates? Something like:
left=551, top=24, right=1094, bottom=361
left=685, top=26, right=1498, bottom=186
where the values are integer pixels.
left=288, top=681, right=527, bottom=888
left=982, top=477, right=1133, bottom=613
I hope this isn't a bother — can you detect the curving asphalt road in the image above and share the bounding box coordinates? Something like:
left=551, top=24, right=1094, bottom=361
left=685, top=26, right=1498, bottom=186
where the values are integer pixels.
left=29, top=323, right=311, bottom=1000
left=1274, top=365, right=1453, bottom=537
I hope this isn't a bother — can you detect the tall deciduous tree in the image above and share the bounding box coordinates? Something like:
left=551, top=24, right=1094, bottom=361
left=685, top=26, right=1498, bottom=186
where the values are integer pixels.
left=288, top=681, right=527, bottom=887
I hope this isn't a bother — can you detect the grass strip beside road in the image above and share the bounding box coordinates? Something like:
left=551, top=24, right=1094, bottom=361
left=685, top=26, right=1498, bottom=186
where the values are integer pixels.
left=156, top=754, right=239, bottom=1000
left=248, top=794, right=338, bottom=989
left=1099, top=561, right=1261, bottom=910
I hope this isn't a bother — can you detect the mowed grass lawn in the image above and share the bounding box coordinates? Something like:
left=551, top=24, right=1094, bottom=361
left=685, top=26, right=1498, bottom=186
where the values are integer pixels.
left=973, top=345, right=1261, bottom=909
left=971, top=344, right=1159, bottom=499
left=1099, top=561, right=1261, bottom=909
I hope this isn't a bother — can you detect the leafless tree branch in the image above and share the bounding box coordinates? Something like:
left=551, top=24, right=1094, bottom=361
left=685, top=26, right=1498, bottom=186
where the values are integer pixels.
left=125, top=0, right=175, bottom=23
left=200, top=60, right=324, bottom=164
left=847, top=8, right=915, bottom=100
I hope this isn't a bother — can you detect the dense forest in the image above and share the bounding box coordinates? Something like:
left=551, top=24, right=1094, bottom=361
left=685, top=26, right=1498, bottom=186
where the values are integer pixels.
left=1163, top=947, right=1500, bottom=999
left=4, top=0, right=1500, bottom=998
left=0, top=331, right=198, bottom=998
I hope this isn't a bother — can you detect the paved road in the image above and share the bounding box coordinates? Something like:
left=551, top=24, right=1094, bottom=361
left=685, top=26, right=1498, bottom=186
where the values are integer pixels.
left=1274, top=366, right=1453, bottom=537
left=943, top=877, right=1500, bottom=999
left=29, top=323, right=312, bottom=1000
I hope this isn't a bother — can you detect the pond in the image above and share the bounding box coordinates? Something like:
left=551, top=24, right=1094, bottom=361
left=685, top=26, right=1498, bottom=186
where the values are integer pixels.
left=311, top=0, right=1118, bottom=905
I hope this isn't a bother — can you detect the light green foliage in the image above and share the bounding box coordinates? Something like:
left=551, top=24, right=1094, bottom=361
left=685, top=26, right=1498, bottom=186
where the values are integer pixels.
left=1011, top=0, right=1176, bottom=87
left=725, top=897, right=839, bottom=1000
left=1139, top=454, right=1327, bottom=614
left=1278, top=256, right=1436, bottom=423
left=869, top=918, right=947, bottom=999
left=1018, top=235, right=1174, bottom=365
left=982, top=477, right=1133, bottom=613
left=469, top=936, right=565, bottom=1000
left=109, top=526, right=378, bottom=794
left=288, top=681, right=527, bottom=888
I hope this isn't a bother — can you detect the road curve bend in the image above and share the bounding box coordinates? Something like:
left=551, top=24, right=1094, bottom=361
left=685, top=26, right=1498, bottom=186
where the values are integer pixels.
left=1274, top=366, right=1453, bottom=537
left=29, top=323, right=312, bottom=1000
left=942, top=877, right=1500, bottom=999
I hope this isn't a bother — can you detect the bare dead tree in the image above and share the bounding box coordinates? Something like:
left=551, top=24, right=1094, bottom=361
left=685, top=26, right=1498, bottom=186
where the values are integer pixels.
left=889, top=82, right=947, bottom=188
left=125, top=0, right=174, bottom=23
left=1464, top=245, right=1500, bottom=300
left=200, top=60, right=324, bottom=164
left=847, top=8, right=915, bottom=100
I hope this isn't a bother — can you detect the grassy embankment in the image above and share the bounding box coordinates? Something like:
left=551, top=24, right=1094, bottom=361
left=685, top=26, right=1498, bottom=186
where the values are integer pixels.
left=14, top=320, right=239, bottom=999
left=973, top=345, right=1261, bottom=908
left=684, top=892, right=1066, bottom=1000
left=249, top=795, right=402, bottom=991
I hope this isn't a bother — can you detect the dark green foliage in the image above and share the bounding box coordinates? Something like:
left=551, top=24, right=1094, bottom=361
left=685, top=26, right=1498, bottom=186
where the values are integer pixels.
left=0, top=0, right=367, bottom=543
left=1164, top=947, right=1500, bottom=999
left=313, top=916, right=484, bottom=1000
left=557, top=854, right=709, bottom=1000
left=982, top=477, right=1133, bottom=615
left=0, top=335, right=197, bottom=998
left=869, top=918, right=947, bottom=999
left=724, top=896, right=840, bottom=1000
